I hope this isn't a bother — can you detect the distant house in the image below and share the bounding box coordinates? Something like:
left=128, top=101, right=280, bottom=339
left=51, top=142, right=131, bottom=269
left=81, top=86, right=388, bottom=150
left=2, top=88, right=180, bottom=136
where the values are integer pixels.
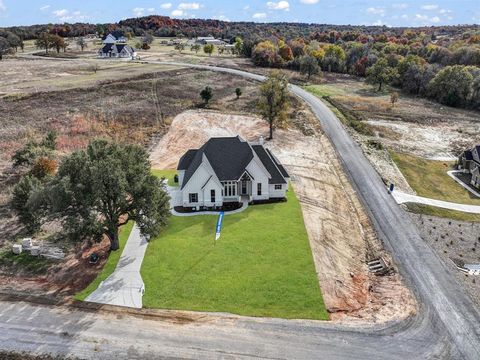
left=195, top=36, right=225, bottom=45
left=102, top=31, right=127, bottom=44
left=98, top=44, right=137, bottom=59
left=458, top=145, right=480, bottom=189
left=177, top=136, right=289, bottom=210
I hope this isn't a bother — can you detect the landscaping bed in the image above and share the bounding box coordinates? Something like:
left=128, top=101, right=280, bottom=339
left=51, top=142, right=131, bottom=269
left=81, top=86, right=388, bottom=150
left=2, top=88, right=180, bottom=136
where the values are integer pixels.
left=141, top=186, right=329, bottom=320
left=174, top=202, right=242, bottom=213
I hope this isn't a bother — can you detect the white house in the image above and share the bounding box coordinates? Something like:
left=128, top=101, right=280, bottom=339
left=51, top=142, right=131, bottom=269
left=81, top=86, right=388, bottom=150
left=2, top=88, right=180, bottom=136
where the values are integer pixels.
left=98, top=44, right=137, bottom=59
left=177, top=136, right=289, bottom=210
left=458, top=145, right=480, bottom=189
left=102, top=31, right=127, bottom=44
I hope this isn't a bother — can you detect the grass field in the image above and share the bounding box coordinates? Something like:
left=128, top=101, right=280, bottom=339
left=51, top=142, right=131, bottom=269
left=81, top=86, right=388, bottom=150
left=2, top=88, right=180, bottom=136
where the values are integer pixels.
left=75, top=221, right=134, bottom=301
left=405, top=203, right=480, bottom=222
left=151, top=169, right=178, bottom=187
left=141, top=186, right=328, bottom=320
left=304, top=84, right=348, bottom=98
left=390, top=151, right=480, bottom=205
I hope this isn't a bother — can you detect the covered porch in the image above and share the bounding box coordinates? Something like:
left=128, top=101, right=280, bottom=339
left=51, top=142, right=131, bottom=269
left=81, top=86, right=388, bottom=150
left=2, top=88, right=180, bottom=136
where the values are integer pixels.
left=222, top=172, right=254, bottom=202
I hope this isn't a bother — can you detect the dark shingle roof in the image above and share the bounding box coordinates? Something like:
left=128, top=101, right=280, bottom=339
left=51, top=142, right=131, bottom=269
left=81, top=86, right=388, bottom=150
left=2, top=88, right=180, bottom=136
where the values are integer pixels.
left=266, top=148, right=289, bottom=178
left=180, top=136, right=254, bottom=189
left=464, top=150, right=473, bottom=161
left=100, top=44, right=134, bottom=54
left=252, top=145, right=287, bottom=184
left=177, top=149, right=198, bottom=170
left=101, top=44, right=113, bottom=52
left=102, top=30, right=125, bottom=41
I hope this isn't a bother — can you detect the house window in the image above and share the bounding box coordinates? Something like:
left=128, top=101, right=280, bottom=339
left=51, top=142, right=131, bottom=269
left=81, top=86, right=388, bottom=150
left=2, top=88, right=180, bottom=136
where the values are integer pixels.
left=223, top=181, right=236, bottom=197
left=189, top=193, right=198, bottom=203
left=275, top=184, right=282, bottom=190
left=211, top=189, right=215, bottom=203
left=257, top=183, right=262, bottom=196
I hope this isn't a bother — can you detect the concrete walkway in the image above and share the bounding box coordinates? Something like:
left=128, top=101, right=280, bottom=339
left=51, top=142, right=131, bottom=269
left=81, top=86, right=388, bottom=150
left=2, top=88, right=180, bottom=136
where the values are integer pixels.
left=447, top=170, right=480, bottom=198
left=392, top=190, right=480, bottom=214
left=85, top=224, right=147, bottom=309
left=166, top=185, right=250, bottom=217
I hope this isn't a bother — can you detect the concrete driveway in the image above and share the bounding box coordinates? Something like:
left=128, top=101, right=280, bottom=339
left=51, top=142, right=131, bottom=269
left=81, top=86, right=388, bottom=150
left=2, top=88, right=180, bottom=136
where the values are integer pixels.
left=85, top=224, right=147, bottom=308
left=392, top=190, right=480, bottom=214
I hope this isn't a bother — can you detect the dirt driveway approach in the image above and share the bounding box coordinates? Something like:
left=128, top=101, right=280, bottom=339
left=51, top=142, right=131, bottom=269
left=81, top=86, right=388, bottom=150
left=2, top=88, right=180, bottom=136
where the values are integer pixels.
left=150, top=110, right=415, bottom=323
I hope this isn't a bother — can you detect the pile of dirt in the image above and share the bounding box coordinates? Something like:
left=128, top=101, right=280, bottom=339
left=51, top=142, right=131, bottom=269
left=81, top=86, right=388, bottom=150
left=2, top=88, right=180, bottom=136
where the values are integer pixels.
left=149, top=110, right=416, bottom=323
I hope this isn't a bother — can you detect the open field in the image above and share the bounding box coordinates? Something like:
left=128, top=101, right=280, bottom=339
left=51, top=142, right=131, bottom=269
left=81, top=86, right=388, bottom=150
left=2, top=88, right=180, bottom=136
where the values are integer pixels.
left=305, top=75, right=480, bottom=161
left=0, top=58, right=181, bottom=95
left=141, top=186, right=329, bottom=320
left=391, top=151, right=480, bottom=206
left=74, top=221, right=134, bottom=301
left=0, top=66, right=260, bottom=298
left=150, top=110, right=415, bottom=323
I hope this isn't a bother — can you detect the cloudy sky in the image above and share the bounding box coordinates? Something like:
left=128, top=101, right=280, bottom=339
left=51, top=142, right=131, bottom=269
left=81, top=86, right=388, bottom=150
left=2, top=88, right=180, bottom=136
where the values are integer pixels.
left=0, top=0, right=479, bottom=27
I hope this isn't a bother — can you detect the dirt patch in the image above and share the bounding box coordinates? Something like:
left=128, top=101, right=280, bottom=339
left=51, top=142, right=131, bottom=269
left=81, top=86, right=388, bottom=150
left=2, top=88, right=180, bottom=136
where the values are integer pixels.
left=366, top=119, right=480, bottom=161
left=409, top=213, right=480, bottom=308
left=307, top=74, right=480, bottom=195
left=150, top=110, right=416, bottom=323
left=0, top=236, right=112, bottom=298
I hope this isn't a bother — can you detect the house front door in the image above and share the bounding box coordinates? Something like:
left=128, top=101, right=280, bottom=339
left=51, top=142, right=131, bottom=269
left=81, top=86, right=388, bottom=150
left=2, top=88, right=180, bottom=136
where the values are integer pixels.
left=241, top=180, right=248, bottom=195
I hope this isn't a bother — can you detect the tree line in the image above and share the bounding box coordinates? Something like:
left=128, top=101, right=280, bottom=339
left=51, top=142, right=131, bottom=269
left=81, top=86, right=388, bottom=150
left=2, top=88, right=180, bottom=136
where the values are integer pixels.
left=249, top=30, right=480, bottom=109
left=2, top=16, right=480, bottom=108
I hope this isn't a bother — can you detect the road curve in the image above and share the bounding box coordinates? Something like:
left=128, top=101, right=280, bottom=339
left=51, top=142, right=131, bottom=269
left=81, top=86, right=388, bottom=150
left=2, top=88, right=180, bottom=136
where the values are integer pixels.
left=0, top=59, right=479, bottom=359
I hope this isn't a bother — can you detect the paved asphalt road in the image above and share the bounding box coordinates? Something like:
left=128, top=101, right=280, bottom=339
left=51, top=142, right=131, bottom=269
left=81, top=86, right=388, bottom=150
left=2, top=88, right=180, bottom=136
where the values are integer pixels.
left=1, top=60, right=479, bottom=359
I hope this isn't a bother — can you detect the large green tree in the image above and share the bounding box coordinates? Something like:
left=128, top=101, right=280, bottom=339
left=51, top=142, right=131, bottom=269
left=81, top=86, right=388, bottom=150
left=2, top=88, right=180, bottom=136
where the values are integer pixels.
left=299, top=55, right=321, bottom=80
left=258, top=71, right=290, bottom=140
left=48, top=139, right=170, bottom=250
left=12, top=175, right=45, bottom=234
left=0, top=37, right=11, bottom=60
left=428, top=65, right=474, bottom=107
left=366, top=58, right=398, bottom=91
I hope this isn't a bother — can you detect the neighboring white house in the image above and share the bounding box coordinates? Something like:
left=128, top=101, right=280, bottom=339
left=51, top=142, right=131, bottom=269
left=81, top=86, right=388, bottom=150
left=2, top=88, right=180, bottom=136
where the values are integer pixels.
left=458, top=145, right=480, bottom=189
left=177, top=136, right=289, bottom=210
left=102, top=31, right=128, bottom=44
left=98, top=44, right=137, bottom=59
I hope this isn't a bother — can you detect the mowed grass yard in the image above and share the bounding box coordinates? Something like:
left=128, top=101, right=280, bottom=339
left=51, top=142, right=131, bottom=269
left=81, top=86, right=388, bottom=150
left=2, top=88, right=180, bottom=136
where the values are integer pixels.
left=390, top=151, right=480, bottom=221
left=151, top=169, right=178, bottom=187
left=141, top=186, right=328, bottom=320
left=390, top=151, right=480, bottom=205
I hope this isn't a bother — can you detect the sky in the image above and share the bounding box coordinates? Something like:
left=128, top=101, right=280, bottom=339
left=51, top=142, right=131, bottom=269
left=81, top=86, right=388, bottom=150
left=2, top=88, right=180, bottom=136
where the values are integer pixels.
left=0, top=0, right=479, bottom=27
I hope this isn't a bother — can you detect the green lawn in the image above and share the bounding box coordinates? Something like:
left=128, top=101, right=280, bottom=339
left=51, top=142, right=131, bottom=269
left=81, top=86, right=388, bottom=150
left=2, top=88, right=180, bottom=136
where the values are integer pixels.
left=151, top=169, right=178, bottom=187
left=404, top=203, right=480, bottom=222
left=141, top=186, right=328, bottom=320
left=75, top=221, right=134, bottom=301
left=304, top=84, right=348, bottom=98
left=390, top=151, right=480, bottom=205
